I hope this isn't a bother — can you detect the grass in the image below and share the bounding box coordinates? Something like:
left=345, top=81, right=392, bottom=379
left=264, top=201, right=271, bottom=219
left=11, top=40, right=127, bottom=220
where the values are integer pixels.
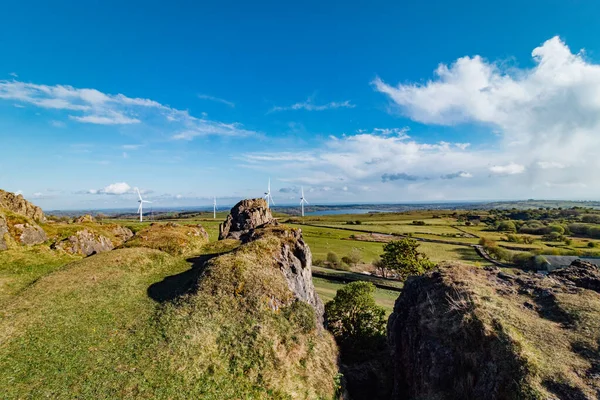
left=0, top=245, right=79, bottom=304
left=123, top=223, right=209, bottom=256
left=0, top=226, right=339, bottom=399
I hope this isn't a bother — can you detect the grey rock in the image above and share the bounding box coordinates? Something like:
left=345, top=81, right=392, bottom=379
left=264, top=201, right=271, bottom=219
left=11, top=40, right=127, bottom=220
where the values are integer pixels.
left=52, top=229, right=114, bottom=256
left=14, top=223, right=47, bottom=245
left=218, top=198, right=275, bottom=240
left=0, top=189, right=45, bottom=222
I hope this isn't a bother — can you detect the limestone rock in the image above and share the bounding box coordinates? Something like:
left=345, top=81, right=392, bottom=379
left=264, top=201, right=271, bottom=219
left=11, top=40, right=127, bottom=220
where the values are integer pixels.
left=109, top=225, right=134, bottom=244
left=0, top=215, right=8, bottom=250
left=14, top=223, right=47, bottom=245
left=52, top=229, right=114, bottom=256
left=0, top=189, right=45, bottom=222
left=218, top=198, right=275, bottom=240
left=550, top=259, right=600, bottom=293
left=218, top=199, right=323, bottom=325
left=74, top=214, right=96, bottom=223
left=387, top=261, right=600, bottom=400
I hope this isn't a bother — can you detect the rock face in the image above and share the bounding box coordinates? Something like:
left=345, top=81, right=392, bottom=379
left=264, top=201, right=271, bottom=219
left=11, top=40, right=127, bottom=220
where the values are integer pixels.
left=218, top=198, right=275, bottom=240
left=388, top=261, right=600, bottom=400
left=0, top=189, right=45, bottom=222
left=0, top=215, right=8, bottom=250
left=14, top=223, right=47, bottom=245
left=52, top=229, right=114, bottom=256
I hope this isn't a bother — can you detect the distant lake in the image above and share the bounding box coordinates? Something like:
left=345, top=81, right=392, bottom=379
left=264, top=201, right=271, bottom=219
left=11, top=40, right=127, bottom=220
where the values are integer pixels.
left=305, top=209, right=382, bottom=216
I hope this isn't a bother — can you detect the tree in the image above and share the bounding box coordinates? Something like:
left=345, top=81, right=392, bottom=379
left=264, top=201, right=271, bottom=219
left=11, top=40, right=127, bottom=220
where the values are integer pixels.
left=324, top=281, right=386, bottom=361
left=348, top=248, right=362, bottom=265
left=380, top=238, right=435, bottom=281
left=497, top=220, right=517, bottom=232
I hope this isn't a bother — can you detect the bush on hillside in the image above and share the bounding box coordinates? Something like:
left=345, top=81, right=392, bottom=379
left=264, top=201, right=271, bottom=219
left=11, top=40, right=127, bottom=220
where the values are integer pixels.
left=325, top=281, right=387, bottom=363
left=497, top=220, right=517, bottom=232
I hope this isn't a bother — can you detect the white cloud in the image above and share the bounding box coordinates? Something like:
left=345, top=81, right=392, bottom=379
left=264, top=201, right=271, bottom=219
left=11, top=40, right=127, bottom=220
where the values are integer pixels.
left=489, top=163, right=525, bottom=175
left=371, top=36, right=600, bottom=193
left=88, top=182, right=132, bottom=195
left=9, top=72, right=18, bottom=78
left=0, top=79, right=256, bottom=138
left=15, top=190, right=23, bottom=195
left=121, top=144, right=142, bottom=150
left=50, top=120, right=66, bottom=128
left=269, top=98, right=355, bottom=113
left=198, top=94, right=235, bottom=108
left=441, top=171, right=473, bottom=179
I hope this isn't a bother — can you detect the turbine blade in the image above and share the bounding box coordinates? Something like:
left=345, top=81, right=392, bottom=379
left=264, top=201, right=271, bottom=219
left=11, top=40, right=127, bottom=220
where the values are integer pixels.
left=136, top=187, right=142, bottom=201
left=137, top=203, right=142, bottom=213
left=270, top=194, right=275, bottom=206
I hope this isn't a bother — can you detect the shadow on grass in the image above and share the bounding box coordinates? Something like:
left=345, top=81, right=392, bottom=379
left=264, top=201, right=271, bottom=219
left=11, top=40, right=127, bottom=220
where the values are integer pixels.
left=453, top=247, right=486, bottom=263
left=147, top=252, right=222, bottom=303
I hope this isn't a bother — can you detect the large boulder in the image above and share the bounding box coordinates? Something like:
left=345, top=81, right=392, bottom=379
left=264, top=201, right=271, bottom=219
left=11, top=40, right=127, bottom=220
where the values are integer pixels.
left=218, top=198, right=275, bottom=240
left=0, top=189, right=45, bottom=222
left=52, top=229, right=114, bottom=256
left=14, top=223, right=47, bottom=245
left=109, top=224, right=134, bottom=244
left=387, top=262, right=600, bottom=400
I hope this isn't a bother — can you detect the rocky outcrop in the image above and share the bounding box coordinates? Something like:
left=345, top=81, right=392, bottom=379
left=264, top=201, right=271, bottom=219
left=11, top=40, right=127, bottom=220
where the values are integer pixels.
left=550, top=259, right=600, bottom=293
left=52, top=229, right=114, bottom=256
left=218, top=198, right=275, bottom=240
left=74, top=214, right=96, bottom=223
left=14, top=223, right=47, bottom=245
left=217, top=200, right=323, bottom=324
left=0, top=215, right=8, bottom=250
left=0, top=189, right=45, bottom=222
left=387, top=262, right=600, bottom=400
left=109, top=224, right=134, bottom=244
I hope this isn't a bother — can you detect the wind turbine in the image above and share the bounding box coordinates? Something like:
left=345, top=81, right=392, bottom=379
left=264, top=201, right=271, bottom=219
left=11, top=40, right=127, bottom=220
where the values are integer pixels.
left=264, top=178, right=275, bottom=208
left=136, top=188, right=152, bottom=222
left=213, top=196, right=217, bottom=219
left=300, top=186, right=309, bottom=217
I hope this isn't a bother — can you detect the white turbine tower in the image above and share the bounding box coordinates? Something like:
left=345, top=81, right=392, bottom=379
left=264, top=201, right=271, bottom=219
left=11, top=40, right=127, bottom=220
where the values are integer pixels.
left=213, top=196, right=217, bottom=219
left=264, top=178, right=275, bottom=208
left=300, top=186, right=308, bottom=217
left=136, top=188, right=152, bottom=222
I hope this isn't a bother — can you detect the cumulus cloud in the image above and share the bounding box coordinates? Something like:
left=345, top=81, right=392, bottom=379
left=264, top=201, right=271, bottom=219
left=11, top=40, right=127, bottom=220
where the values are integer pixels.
left=489, top=163, right=525, bottom=175
left=0, top=79, right=256, bottom=138
left=269, top=98, right=355, bottom=113
left=88, top=182, right=132, bottom=195
left=372, top=36, right=600, bottom=191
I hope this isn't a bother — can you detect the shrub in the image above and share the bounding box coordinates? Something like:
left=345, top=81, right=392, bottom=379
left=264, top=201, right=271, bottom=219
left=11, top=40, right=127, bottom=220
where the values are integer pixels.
left=355, top=220, right=362, bottom=225
left=341, top=256, right=353, bottom=266
left=497, top=220, right=517, bottom=232
left=412, top=220, right=426, bottom=226
left=588, top=242, right=597, bottom=248
left=348, top=248, right=362, bottom=265
left=543, top=232, right=564, bottom=242
left=326, top=252, right=340, bottom=265
left=313, top=259, right=325, bottom=267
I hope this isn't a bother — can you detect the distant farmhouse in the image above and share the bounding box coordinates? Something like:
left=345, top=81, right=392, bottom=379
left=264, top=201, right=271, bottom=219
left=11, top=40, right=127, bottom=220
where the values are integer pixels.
left=538, top=256, right=600, bottom=272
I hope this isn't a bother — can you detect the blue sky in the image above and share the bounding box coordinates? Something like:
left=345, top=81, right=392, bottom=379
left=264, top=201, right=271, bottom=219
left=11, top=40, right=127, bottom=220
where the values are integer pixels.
left=2, top=1, right=600, bottom=209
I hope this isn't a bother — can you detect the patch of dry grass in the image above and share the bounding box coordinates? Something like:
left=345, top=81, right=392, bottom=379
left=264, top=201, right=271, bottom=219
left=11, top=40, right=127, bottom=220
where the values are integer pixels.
left=123, top=222, right=209, bottom=256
